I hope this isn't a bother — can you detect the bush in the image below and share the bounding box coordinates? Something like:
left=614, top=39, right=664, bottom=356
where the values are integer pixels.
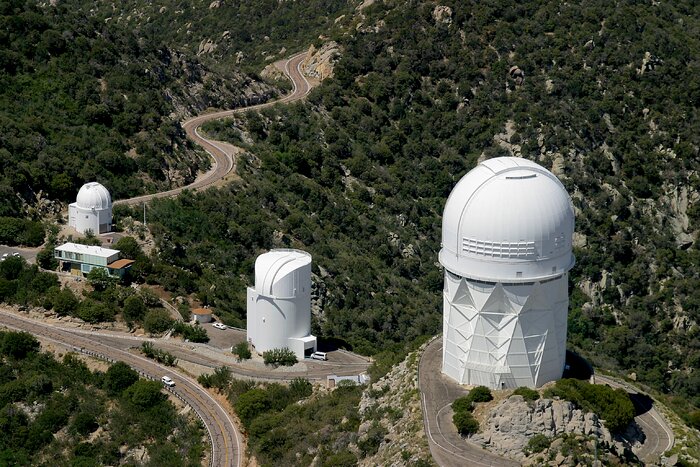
left=524, top=434, right=551, bottom=454
left=53, top=288, right=78, bottom=316
left=71, top=412, right=99, bottom=436
left=104, top=362, right=138, bottom=395
left=512, top=387, right=540, bottom=401
left=452, top=396, right=473, bottom=413
left=543, top=379, right=635, bottom=433
left=453, top=410, right=479, bottom=436
left=143, top=309, right=175, bottom=334
left=262, top=348, right=297, bottom=366
left=0, top=331, right=40, bottom=359
left=123, top=295, right=147, bottom=323
left=197, top=366, right=231, bottom=390
left=124, top=380, right=167, bottom=408
left=467, top=386, right=493, bottom=403
left=172, top=322, right=209, bottom=343
left=233, top=342, right=252, bottom=361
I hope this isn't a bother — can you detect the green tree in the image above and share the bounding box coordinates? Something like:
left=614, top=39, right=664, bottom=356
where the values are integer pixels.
left=0, top=331, right=40, bottom=359
left=512, top=387, right=540, bottom=401
left=104, top=362, right=138, bottom=395
left=235, top=389, right=272, bottom=427
left=124, top=380, right=166, bottom=408
left=123, top=295, right=147, bottom=323
left=86, top=268, right=117, bottom=292
left=53, top=288, right=78, bottom=316
left=143, top=309, right=174, bottom=334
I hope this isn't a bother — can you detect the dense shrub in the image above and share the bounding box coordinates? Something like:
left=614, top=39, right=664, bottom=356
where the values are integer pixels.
left=453, top=410, right=479, bottom=436
left=103, top=362, right=138, bottom=395
left=467, top=386, right=493, bottom=403
left=451, top=396, right=473, bottom=413
left=172, top=322, right=209, bottom=343
left=143, top=309, right=175, bottom=334
left=233, top=342, right=252, bottom=361
left=524, top=434, right=551, bottom=454
left=262, top=348, right=297, bottom=366
left=512, top=387, right=540, bottom=401
left=544, top=379, right=635, bottom=433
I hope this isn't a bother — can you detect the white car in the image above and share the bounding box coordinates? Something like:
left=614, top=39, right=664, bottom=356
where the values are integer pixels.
left=161, top=376, right=175, bottom=387
left=212, top=323, right=227, bottom=330
left=12, top=253, right=19, bottom=257
left=1, top=253, right=7, bottom=258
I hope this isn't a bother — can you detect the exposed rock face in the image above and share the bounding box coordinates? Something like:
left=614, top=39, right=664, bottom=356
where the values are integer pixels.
left=197, top=38, right=217, bottom=56
left=432, top=5, right=452, bottom=25
left=356, top=347, right=432, bottom=466
left=302, top=42, right=340, bottom=81
left=472, top=395, right=638, bottom=463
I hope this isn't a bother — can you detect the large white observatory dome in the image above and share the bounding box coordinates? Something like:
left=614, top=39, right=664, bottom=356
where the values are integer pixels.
left=440, top=157, right=574, bottom=283
left=76, top=182, right=112, bottom=210
left=440, top=157, right=575, bottom=389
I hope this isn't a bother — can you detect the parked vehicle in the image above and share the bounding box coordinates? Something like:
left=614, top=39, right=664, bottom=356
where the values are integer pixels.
left=310, top=351, right=327, bottom=361
left=212, top=323, right=227, bottom=330
left=161, top=376, right=175, bottom=387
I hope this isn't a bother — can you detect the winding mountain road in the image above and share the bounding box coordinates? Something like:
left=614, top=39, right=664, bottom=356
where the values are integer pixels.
left=0, top=309, right=241, bottom=467
left=115, top=51, right=312, bottom=207
left=5, top=52, right=316, bottom=466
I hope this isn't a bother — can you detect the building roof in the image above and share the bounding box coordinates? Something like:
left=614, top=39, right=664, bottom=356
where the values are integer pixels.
left=106, top=258, right=135, bottom=269
left=192, top=308, right=212, bottom=315
left=254, top=249, right=311, bottom=296
left=56, top=242, right=120, bottom=258
left=440, top=157, right=575, bottom=282
left=75, top=182, right=112, bottom=210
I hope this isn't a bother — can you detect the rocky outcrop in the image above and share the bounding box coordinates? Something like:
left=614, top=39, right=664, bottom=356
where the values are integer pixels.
left=302, top=42, right=340, bottom=81
left=472, top=395, right=637, bottom=463
left=355, top=347, right=433, bottom=466
left=432, top=5, right=452, bottom=25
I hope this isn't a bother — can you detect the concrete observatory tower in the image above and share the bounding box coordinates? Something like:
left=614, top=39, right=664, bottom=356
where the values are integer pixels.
left=247, top=249, right=317, bottom=359
left=440, top=157, right=575, bottom=389
left=68, top=182, right=112, bottom=234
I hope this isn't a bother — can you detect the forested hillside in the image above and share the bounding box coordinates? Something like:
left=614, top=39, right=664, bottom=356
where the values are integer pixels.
left=0, top=331, right=204, bottom=465
left=0, top=0, right=301, bottom=217
left=133, top=0, right=700, bottom=425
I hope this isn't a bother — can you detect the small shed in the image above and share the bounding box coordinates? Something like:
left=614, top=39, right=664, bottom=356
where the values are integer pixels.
left=192, top=308, right=213, bottom=324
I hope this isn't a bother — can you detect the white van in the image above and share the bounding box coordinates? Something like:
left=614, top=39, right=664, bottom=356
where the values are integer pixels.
left=310, top=351, right=327, bottom=361
left=161, top=376, right=175, bottom=387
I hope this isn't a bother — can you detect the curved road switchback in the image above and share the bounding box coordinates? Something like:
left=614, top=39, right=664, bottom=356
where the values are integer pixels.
left=0, top=310, right=241, bottom=467
left=419, top=338, right=520, bottom=467
left=595, top=375, right=674, bottom=463
left=115, top=51, right=313, bottom=207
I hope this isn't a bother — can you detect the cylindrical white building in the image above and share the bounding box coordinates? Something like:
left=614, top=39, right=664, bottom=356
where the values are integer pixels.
left=440, top=157, right=575, bottom=389
left=247, top=249, right=317, bottom=359
left=68, top=182, right=112, bottom=234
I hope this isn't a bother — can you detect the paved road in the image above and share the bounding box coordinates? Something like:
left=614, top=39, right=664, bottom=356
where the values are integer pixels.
left=419, top=338, right=520, bottom=467
left=115, top=52, right=312, bottom=207
left=419, top=337, right=675, bottom=466
left=0, top=310, right=241, bottom=467
left=595, top=375, right=674, bottom=463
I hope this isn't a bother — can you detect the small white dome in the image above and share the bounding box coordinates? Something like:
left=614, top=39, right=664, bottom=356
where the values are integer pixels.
left=254, top=249, right=311, bottom=297
left=439, top=157, right=574, bottom=282
left=76, top=182, right=112, bottom=210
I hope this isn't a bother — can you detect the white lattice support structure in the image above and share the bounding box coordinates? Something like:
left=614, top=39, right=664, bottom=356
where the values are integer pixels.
left=442, top=272, right=569, bottom=388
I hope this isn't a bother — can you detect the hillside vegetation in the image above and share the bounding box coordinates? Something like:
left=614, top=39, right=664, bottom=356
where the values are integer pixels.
left=0, top=330, right=204, bottom=465
left=134, top=0, right=700, bottom=425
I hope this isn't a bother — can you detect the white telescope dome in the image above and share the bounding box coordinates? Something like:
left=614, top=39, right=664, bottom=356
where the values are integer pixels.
left=440, top=157, right=574, bottom=282
left=76, top=182, right=112, bottom=210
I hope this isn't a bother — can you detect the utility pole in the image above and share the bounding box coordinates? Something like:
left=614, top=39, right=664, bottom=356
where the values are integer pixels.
left=143, top=202, right=146, bottom=227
